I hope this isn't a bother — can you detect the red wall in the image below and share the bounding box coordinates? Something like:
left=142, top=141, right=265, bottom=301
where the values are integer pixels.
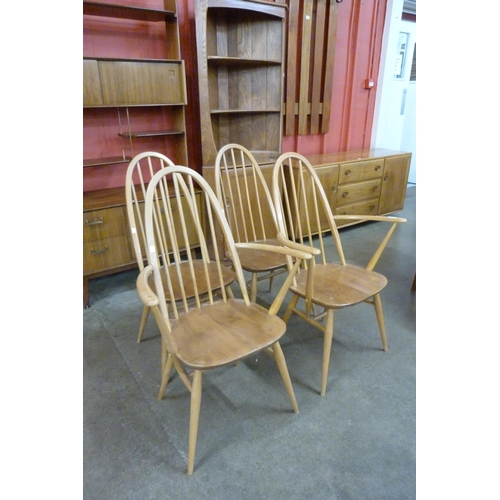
left=83, top=0, right=387, bottom=191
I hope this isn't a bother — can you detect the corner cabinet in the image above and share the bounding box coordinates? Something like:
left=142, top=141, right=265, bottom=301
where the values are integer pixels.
left=195, top=0, right=287, bottom=167
left=83, top=1, right=188, bottom=307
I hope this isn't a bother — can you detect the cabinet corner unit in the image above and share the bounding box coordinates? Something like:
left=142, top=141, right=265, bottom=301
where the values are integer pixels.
left=195, top=0, right=287, bottom=167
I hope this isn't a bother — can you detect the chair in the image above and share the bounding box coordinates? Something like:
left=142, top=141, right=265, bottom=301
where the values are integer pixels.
left=214, top=144, right=288, bottom=302
left=125, top=152, right=234, bottom=342
left=272, top=152, right=406, bottom=396
left=136, top=165, right=311, bottom=475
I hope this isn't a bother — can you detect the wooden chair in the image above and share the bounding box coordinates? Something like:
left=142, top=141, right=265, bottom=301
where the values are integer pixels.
left=214, top=144, right=289, bottom=302
left=136, top=165, right=311, bottom=475
left=125, top=152, right=234, bottom=342
left=272, top=152, right=407, bottom=396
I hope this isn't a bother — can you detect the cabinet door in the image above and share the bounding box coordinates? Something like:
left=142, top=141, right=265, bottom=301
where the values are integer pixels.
left=98, top=60, right=187, bottom=106
left=83, top=60, right=103, bottom=106
left=378, top=154, right=411, bottom=214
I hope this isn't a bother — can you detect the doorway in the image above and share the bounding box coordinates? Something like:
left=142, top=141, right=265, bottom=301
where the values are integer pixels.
left=372, top=0, right=416, bottom=184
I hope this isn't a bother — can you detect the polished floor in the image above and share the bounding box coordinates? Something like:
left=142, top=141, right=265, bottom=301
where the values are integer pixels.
left=83, top=186, right=415, bottom=499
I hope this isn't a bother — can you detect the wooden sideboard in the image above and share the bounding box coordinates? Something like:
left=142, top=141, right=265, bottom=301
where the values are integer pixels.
left=304, top=148, right=411, bottom=229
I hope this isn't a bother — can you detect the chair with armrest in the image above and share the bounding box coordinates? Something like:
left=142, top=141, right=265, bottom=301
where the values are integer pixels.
left=136, top=165, right=312, bottom=475
left=214, top=144, right=288, bottom=302
left=125, top=152, right=235, bottom=342
left=272, top=152, right=407, bottom=397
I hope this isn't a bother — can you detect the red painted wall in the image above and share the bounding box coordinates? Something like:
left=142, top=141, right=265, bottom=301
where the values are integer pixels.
left=83, top=0, right=387, bottom=191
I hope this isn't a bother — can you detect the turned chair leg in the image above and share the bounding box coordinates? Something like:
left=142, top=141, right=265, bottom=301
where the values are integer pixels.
left=158, top=353, right=174, bottom=400
left=187, top=370, right=203, bottom=475
left=137, top=305, right=150, bottom=343
left=321, top=309, right=335, bottom=397
left=373, top=293, right=388, bottom=351
left=272, top=342, right=299, bottom=413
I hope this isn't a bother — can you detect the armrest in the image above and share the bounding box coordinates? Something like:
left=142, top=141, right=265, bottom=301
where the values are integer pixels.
left=276, top=231, right=322, bottom=256
left=235, top=240, right=313, bottom=261
left=236, top=235, right=313, bottom=314
left=136, top=265, right=160, bottom=307
left=333, top=214, right=407, bottom=224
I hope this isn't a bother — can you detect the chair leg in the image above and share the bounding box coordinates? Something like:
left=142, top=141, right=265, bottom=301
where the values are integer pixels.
left=187, top=370, right=203, bottom=475
left=268, top=274, right=274, bottom=292
left=373, top=293, right=388, bottom=351
left=158, top=353, right=174, bottom=400
left=282, top=294, right=299, bottom=323
left=320, top=309, right=335, bottom=397
left=272, top=342, right=299, bottom=413
left=137, top=305, right=150, bottom=343
left=250, top=273, right=258, bottom=302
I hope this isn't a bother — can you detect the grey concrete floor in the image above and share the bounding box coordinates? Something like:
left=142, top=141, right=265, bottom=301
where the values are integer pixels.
left=83, top=186, right=415, bottom=499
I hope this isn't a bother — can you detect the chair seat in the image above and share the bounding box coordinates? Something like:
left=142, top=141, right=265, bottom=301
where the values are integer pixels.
left=149, top=260, right=235, bottom=301
left=291, top=263, right=387, bottom=308
left=172, top=299, right=286, bottom=369
left=235, top=238, right=288, bottom=273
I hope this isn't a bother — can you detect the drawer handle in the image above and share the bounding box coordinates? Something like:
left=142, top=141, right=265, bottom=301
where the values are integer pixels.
left=383, top=174, right=389, bottom=181
left=91, top=246, right=108, bottom=255
left=85, top=217, right=104, bottom=226
left=375, top=165, right=382, bottom=171
left=342, top=191, right=349, bottom=198
left=344, top=169, right=351, bottom=177
left=369, top=205, right=376, bottom=211
left=371, top=185, right=378, bottom=192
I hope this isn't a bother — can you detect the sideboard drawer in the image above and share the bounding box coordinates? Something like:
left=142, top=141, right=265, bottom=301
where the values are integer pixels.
left=83, top=235, right=133, bottom=274
left=83, top=206, right=128, bottom=243
left=338, top=159, right=384, bottom=184
left=337, top=179, right=381, bottom=206
left=335, top=198, right=379, bottom=220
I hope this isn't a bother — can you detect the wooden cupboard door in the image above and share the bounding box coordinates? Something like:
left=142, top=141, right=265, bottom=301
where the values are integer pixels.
left=83, top=59, right=103, bottom=106
left=98, top=60, right=187, bottom=106
left=378, top=154, right=411, bottom=214
left=338, top=158, right=384, bottom=184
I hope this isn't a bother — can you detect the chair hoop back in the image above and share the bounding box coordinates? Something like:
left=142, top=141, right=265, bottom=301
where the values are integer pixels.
left=144, top=166, right=250, bottom=329
left=272, top=152, right=346, bottom=266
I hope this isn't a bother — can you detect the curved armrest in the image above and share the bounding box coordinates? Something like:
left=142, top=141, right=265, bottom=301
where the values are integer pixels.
left=276, top=231, right=322, bottom=256
left=235, top=240, right=312, bottom=261
left=333, top=214, right=407, bottom=224
left=136, top=265, right=160, bottom=307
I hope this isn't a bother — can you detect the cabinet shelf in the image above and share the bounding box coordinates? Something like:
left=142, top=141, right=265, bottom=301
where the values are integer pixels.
left=83, top=1, right=176, bottom=21
left=118, top=130, right=185, bottom=139
left=210, top=109, right=281, bottom=114
left=207, top=56, right=281, bottom=67
left=84, top=157, right=131, bottom=168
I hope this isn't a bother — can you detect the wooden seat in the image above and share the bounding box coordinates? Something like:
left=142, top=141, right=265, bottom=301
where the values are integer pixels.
left=272, top=152, right=406, bottom=396
left=136, top=165, right=312, bottom=475
left=214, top=144, right=288, bottom=302
left=125, top=152, right=235, bottom=342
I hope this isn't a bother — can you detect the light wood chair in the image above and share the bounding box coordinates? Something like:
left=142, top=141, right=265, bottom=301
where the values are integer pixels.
left=125, top=152, right=234, bottom=342
left=214, top=144, right=288, bottom=302
left=272, top=152, right=407, bottom=396
left=136, top=165, right=311, bottom=475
